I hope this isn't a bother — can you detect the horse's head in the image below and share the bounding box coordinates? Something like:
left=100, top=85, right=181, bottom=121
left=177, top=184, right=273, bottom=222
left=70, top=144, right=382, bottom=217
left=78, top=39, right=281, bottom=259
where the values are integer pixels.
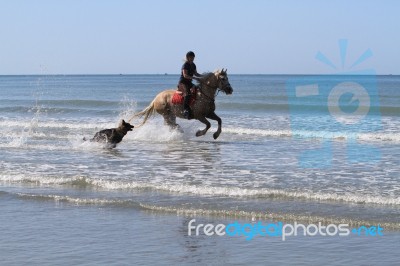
left=215, top=69, right=233, bottom=95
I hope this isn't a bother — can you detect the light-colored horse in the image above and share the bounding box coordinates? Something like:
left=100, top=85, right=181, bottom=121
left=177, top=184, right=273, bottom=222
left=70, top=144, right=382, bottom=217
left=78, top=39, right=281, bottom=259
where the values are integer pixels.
left=128, top=69, right=233, bottom=139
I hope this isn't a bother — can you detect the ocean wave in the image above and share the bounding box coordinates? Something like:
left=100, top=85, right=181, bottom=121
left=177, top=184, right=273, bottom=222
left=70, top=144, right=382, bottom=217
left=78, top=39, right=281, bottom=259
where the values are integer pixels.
left=2, top=96, right=399, bottom=118
left=4, top=191, right=399, bottom=230
left=219, top=102, right=399, bottom=116
left=224, top=127, right=400, bottom=143
left=0, top=118, right=189, bottom=148
left=14, top=192, right=139, bottom=207
left=0, top=119, right=113, bottom=130
left=224, top=127, right=292, bottom=138
left=139, top=204, right=400, bottom=230
left=1, top=117, right=399, bottom=144
left=1, top=174, right=399, bottom=206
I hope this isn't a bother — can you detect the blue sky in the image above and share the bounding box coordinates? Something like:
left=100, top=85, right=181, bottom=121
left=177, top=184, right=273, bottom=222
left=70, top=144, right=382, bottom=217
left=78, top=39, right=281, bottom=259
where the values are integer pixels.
left=0, top=0, right=398, bottom=74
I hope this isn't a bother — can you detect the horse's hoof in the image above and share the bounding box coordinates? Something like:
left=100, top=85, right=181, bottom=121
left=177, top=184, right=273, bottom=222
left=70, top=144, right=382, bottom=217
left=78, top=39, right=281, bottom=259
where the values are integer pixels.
left=196, top=130, right=203, bottom=137
left=213, top=130, right=221, bottom=140
left=171, top=124, right=184, bottom=133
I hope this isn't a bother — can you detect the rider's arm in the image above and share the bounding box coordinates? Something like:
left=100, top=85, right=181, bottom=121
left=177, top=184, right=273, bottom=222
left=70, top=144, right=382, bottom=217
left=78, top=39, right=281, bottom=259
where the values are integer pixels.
left=194, top=70, right=202, bottom=77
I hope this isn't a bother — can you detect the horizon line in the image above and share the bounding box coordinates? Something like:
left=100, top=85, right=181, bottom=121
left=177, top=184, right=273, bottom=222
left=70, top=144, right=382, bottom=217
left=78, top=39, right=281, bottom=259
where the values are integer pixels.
left=0, top=73, right=399, bottom=76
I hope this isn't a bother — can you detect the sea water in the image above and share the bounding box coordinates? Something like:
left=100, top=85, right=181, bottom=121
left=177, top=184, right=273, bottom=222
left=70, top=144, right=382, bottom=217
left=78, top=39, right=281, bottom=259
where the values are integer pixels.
left=0, top=75, right=399, bottom=265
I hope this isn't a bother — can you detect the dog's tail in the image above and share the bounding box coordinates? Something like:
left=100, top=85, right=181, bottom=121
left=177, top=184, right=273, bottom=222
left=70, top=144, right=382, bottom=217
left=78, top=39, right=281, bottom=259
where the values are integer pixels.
left=128, top=99, right=156, bottom=128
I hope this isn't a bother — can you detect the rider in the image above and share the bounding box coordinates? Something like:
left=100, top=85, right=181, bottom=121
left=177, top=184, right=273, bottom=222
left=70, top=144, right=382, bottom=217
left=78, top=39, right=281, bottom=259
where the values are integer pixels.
left=179, top=51, right=202, bottom=119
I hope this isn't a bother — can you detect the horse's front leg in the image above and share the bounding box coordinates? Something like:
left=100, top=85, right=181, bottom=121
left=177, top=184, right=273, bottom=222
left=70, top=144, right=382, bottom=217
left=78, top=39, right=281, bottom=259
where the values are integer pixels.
left=206, top=112, right=222, bottom=139
left=196, top=116, right=211, bottom=137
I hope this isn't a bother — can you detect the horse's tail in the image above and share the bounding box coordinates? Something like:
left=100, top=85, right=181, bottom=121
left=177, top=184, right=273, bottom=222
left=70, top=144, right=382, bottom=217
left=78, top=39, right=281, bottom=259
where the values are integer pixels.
left=128, top=99, right=156, bottom=128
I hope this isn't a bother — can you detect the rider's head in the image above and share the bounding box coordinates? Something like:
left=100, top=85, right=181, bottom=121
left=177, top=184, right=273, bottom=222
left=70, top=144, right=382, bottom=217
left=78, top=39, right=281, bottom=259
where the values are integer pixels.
left=186, top=51, right=195, bottom=61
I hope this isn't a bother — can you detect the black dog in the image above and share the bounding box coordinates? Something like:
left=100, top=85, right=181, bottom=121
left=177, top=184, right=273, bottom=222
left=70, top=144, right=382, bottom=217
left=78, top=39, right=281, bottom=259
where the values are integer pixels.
left=85, top=120, right=134, bottom=148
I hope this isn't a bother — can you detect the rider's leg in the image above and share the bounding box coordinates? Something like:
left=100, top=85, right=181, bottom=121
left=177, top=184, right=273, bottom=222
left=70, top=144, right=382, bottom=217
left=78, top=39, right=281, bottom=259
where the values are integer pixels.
left=183, top=84, right=191, bottom=119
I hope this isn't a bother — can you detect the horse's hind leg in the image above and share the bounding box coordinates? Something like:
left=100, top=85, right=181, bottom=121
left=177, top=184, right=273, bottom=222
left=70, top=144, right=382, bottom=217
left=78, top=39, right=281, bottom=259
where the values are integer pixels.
left=196, top=116, right=211, bottom=137
left=163, top=113, right=183, bottom=132
left=207, top=112, right=222, bottom=139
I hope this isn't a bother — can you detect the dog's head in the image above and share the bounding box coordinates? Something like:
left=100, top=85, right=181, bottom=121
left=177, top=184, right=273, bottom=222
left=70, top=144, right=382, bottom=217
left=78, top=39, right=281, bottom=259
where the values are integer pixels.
left=119, top=120, right=134, bottom=133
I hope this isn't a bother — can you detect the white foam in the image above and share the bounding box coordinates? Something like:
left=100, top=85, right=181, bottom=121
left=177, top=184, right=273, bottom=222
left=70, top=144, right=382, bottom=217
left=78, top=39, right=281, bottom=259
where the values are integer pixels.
left=69, top=135, right=113, bottom=151
left=358, top=132, right=400, bottom=142
left=76, top=182, right=400, bottom=206
left=224, top=127, right=292, bottom=138
left=2, top=174, right=398, bottom=206
left=139, top=204, right=400, bottom=230
left=10, top=191, right=400, bottom=229
left=224, top=126, right=400, bottom=143
left=137, top=183, right=400, bottom=205
left=16, top=193, right=131, bottom=206
left=1, top=116, right=400, bottom=145
left=0, top=119, right=112, bottom=130
left=125, top=119, right=192, bottom=142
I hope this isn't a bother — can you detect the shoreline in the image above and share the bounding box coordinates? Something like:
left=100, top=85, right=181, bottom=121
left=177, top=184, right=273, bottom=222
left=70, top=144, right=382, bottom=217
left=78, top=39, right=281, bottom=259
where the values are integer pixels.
left=1, top=193, right=399, bottom=265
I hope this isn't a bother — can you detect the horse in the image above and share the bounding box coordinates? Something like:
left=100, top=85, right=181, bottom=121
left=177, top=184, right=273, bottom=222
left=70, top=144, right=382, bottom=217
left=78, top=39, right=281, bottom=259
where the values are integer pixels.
left=128, top=69, right=233, bottom=139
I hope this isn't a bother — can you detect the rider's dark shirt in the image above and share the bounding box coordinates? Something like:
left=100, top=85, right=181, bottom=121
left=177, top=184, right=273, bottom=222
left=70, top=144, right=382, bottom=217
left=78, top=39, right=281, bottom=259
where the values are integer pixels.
left=179, top=61, right=197, bottom=88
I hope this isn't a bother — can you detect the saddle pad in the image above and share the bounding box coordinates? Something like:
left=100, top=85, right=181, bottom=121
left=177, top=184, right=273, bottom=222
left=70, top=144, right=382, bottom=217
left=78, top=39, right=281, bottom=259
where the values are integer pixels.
left=171, top=91, right=196, bottom=105
left=171, top=92, right=184, bottom=105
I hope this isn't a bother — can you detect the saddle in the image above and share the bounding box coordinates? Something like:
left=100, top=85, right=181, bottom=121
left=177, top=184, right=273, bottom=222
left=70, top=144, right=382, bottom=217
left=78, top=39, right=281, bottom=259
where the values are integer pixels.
left=171, top=85, right=197, bottom=106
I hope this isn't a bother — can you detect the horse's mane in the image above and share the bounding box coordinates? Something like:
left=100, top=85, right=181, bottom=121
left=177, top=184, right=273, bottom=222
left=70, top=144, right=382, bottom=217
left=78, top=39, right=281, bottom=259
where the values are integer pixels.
left=196, top=71, right=216, bottom=84
left=202, top=71, right=214, bottom=77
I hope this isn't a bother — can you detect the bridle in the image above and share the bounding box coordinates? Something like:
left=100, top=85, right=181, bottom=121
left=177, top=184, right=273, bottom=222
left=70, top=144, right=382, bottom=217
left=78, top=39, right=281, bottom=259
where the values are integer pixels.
left=196, top=73, right=230, bottom=102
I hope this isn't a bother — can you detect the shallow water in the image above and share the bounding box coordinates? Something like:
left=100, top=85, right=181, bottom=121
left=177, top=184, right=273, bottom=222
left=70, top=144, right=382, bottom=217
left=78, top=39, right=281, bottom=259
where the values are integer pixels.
left=1, top=195, right=399, bottom=266
left=0, top=75, right=399, bottom=264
